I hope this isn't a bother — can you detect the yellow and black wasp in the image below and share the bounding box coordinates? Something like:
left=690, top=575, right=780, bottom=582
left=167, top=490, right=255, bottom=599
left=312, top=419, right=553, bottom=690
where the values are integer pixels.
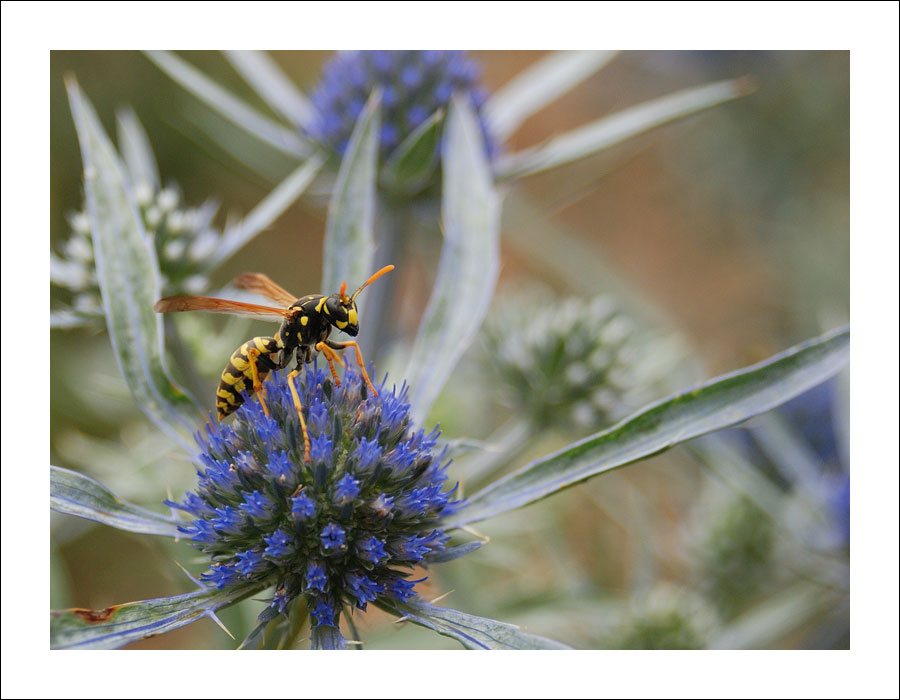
left=154, top=265, right=394, bottom=462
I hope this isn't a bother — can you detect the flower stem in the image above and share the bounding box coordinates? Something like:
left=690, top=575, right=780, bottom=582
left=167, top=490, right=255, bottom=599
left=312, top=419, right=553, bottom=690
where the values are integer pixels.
left=275, top=596, right=309, bottom=650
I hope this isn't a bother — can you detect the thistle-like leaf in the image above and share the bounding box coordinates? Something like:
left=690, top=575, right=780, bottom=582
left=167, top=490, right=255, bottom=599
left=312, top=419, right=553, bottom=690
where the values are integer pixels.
left=50, top=583, right=264, bottom=649
left=145, top=50, right=311, bottom=158
left=405, top=95, right=500, bottom=424
left=224, top=50, right=316, bottom=131
left=485, top=50, right=617, bottom=141
left=446, top=326, right=850, bottom=528
left=496, top=77, right=753, bottom=179
left=321, top=91, right=380, bottom=297
left=50, top=465, right=180, bottom=537
left=378, top=600, right=570, bottom=649
left=423, top=541, right=484, bottom=564
left=116, top=107, right=160, bottom=190
left=209, top=153, right=324, bottom=271
left=66, top=77, right=199, bottom=449
left=381, top=109, right=444, bottom=196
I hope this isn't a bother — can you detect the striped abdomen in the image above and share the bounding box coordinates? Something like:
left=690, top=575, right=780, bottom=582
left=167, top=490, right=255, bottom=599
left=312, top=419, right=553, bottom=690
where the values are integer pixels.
left=216, top=336, right=282, bottom=420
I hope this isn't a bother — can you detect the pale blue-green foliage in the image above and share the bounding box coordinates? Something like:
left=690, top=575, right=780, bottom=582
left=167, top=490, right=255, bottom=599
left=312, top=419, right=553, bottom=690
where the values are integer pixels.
left=144, top=50, right=752, bottom=390
left=50, top=54, right=848, bottom=650
left=403, top=95, right=500, bottom=424
left=51, top=102, right=321, bottom=330
left=320, top=92, right=379, bottom=298
left=147, top=50, right=751, bottom=186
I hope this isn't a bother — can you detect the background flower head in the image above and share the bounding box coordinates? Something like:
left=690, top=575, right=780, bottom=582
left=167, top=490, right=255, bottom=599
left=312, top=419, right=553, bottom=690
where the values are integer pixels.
left=51, top=182, right=220, bottom=316
left=308, top=50, right=496, bottom=161
left=482, top=292, right=667, bottom=430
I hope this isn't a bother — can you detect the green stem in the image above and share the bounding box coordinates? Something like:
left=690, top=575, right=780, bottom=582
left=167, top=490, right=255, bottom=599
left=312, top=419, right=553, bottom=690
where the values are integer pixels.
left=277, top=596, right=310, bottom=649
left=343, top=607, right=364, bottom=650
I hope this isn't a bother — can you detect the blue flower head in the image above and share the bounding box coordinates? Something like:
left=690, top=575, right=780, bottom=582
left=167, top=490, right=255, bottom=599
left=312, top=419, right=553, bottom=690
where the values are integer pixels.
left=176, top=363, right=462, bottom=632
left=308, top=50, right=497, bottom=162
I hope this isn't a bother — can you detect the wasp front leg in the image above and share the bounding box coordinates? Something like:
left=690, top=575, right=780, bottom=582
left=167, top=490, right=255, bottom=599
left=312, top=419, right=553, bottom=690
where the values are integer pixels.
left=325, top=340, right=377, bottom=396
left=287, top=370, right=312, bottom=463
left=315, top=341, right=346, bottom=386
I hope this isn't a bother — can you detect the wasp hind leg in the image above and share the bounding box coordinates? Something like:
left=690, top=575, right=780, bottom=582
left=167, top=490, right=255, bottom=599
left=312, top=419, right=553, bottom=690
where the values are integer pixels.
left=287, top=370, right=312, bottom=463
left=246, top=347, right=272, bottom=417
left=326, top=340, right=377, bottom=396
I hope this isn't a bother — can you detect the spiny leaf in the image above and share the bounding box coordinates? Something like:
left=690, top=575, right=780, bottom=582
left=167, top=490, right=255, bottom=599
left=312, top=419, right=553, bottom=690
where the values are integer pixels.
left=224, top=50, right=316, bottom=130
left=50, top=465, right=180, bottom=537
left=485, top=50, right=617, bottom=141
left=378, top=599, right=570, bottom=649
left=145, top=50, right=311, bottom=158
left=446, top=326, right=849, bottom=528
left=50, top=583, right=264, bottom=649
left=321, top=91, right=380, bottom=297
left=497, top=77, right=753, bottom=179
left=405, top=95, right=500, bottom=424
left=67, top=78, right=199, bottom=450
left=116, top=107, right=160, bottom=189
left=209, top=153, right=324, bottom=271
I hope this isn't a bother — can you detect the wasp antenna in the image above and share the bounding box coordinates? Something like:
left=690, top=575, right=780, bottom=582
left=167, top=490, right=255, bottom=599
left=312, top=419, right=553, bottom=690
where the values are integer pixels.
left=339, top=281, right=348, bottom=303
left=351, top=265, right=395, bottom=301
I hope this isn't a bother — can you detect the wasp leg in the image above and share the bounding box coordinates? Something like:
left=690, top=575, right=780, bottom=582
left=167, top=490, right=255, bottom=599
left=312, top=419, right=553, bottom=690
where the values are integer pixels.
left=315, top=341, right=346, bottom=386
left=326, top=340, right=377, bottom=396
left=246, top=348, right=270, bottom=417
left=287, top=369, right=312, bottom=463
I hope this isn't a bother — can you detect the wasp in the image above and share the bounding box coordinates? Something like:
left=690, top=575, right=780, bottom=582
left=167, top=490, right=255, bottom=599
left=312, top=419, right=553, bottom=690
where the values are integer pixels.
left=154, top=265, right=394, bottom=462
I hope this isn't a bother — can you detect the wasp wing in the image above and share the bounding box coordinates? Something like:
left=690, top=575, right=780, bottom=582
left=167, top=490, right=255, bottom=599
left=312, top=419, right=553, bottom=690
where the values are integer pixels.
left=231, top=273, right=298, bottom=307
left=153, top=296, right=291, bottom=319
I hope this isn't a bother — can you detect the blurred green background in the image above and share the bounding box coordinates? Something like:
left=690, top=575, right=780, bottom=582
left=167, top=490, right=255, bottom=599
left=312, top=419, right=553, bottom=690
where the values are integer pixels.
left=50, top=51, right=849, bottom=649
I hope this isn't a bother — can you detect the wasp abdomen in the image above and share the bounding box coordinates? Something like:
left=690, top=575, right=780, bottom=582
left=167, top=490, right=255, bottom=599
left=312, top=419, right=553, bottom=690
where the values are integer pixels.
left=216, top=336, right=281, bottom=420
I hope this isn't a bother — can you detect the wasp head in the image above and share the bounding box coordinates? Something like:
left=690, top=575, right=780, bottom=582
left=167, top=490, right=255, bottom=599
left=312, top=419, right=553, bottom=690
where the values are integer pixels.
left=324, top=285, right=359, bottom=336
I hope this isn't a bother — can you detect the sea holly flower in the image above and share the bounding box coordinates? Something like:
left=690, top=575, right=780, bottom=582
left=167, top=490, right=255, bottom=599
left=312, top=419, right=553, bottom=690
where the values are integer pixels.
left=50, top=74, right=849, bottom=651
left=466, top=292, right=678, bottom=483
left=482, top=293, right=666, bottom=430
left=308, top=50, right=497, bottom=162
left=608, top=586, right=716, bottom=650
left=149, top=50, right=750, bottom=190
left=145, top=50, right=753, bottom=413
left=694, top=494, right=775, bottom=618
left=169, top=365, right=463, bottom=647
left=51, top=176, right=221, bottom=321
left=49, top=325, right=848, bottom=650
